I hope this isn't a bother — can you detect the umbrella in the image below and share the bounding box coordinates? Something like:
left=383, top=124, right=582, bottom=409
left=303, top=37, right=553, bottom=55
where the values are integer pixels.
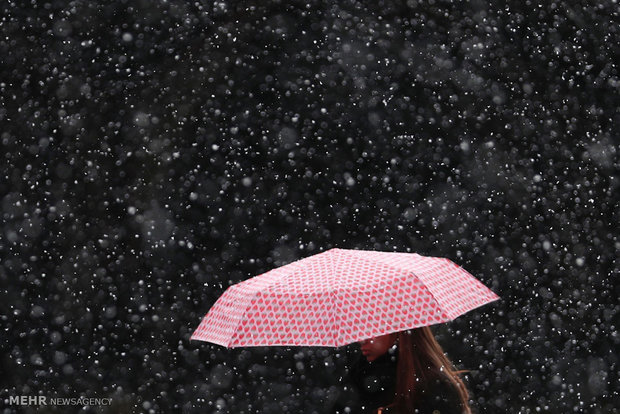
left=191, top=248, right=499, bottom=348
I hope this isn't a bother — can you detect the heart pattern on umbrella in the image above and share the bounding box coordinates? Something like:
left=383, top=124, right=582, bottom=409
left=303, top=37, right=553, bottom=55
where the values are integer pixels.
left=191, top=248, right=499, bottom=347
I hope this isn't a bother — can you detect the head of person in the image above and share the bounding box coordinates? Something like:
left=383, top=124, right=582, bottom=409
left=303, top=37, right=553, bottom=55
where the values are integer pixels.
left=359, top=326, right=472, bottom=414
left=358, top=332, right=398, bottom=362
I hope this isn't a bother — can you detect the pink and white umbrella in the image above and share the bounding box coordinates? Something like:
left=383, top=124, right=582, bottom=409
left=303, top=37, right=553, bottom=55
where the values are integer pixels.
left=191, top=248, right=499, bottom=347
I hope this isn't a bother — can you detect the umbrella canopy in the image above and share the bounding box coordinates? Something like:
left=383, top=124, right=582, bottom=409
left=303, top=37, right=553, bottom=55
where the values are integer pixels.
left=191, top=248, right=499, bottom=348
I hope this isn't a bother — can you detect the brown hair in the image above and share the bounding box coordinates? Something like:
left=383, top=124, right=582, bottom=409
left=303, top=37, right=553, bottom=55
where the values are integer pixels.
left=387, top=327, right=472, bottom=413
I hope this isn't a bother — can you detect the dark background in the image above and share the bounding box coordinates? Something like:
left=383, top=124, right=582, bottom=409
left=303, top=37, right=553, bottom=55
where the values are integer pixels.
left=1, top=0, right=618, bottom=413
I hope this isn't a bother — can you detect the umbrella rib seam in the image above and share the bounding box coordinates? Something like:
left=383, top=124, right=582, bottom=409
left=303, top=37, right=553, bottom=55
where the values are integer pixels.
left=227, top=287, right=267, bottom=348
left=411, top=267, right=452, bottom=321
left=229, top=258, right=307, bottom=347
left=329, top=251, right=339, bottom=347
left=226, top=291, right=250, bottom=348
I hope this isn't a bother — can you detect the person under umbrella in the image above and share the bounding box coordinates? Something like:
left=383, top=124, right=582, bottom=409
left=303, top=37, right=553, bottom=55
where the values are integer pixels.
left=335, top=326, right=471, bottom=414
left=191, top=248, right=498, bottom=413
